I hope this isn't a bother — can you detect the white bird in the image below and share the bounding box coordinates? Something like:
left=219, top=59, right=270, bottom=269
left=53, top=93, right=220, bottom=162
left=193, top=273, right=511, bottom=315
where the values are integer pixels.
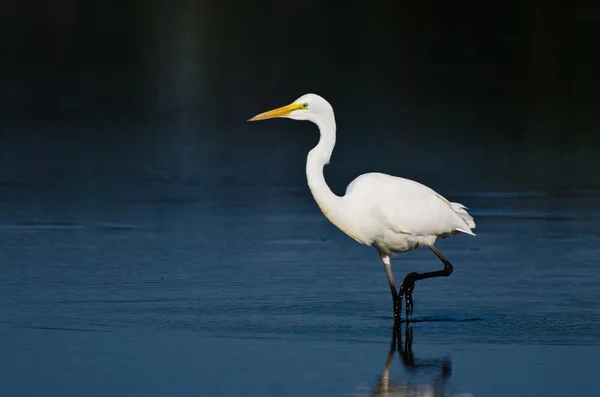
left=248, top=93, right=475, bottom=323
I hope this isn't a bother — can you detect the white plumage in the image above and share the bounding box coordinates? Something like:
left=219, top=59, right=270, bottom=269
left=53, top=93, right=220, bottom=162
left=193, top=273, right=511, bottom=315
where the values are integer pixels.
left=342, top=172, right=475, bottom=254
left=249, top=93, right=476, bottom=322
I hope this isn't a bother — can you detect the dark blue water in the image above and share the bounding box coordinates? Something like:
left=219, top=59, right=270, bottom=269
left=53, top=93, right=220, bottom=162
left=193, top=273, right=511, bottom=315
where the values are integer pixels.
left=1, top=117, right=600, bottom=397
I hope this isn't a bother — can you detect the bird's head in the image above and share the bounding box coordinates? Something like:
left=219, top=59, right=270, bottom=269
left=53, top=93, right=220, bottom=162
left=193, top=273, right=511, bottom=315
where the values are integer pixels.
left=248, top=93, right=333, bottom=123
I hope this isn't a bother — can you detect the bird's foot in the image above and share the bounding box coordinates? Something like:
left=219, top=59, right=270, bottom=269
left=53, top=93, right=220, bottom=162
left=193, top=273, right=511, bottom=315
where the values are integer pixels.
left=399, top=272, right=417, bottom=321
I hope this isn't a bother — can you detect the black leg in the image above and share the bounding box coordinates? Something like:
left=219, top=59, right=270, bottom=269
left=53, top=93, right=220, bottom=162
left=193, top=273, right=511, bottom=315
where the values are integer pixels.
left=399, top=245, right=454, bottom=321
left=390, top=282, right=400, bottom=323
left=380, top=252, right=401, bottom=325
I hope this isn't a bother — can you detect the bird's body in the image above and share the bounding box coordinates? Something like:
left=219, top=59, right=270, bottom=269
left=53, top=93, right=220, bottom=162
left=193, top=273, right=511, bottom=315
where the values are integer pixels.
left=332, top=171, right=475, bottom=254
left=249, top=93, right=475, bottom=323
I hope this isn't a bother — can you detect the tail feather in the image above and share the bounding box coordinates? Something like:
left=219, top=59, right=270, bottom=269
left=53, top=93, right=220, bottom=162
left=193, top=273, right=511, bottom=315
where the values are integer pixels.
left=450, top=202, right=476, bottom=235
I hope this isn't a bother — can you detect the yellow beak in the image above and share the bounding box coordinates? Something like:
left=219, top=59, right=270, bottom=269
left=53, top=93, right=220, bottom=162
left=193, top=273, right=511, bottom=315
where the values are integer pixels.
left=248, top=103, right=303, bottom=121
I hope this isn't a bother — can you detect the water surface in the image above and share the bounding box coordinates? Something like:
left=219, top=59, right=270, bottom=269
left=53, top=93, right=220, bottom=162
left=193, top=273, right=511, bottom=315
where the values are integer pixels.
left=1, top=119, right=599, bottom=397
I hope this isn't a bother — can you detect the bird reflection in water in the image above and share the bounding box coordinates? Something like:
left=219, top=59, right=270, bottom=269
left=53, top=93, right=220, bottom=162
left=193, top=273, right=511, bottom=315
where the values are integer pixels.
left=351, top=325, right=472, bottom=397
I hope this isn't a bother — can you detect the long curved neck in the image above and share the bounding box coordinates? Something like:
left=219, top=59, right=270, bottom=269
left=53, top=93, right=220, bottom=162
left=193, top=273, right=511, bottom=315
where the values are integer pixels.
left=306, top=114, right=342, bottom=218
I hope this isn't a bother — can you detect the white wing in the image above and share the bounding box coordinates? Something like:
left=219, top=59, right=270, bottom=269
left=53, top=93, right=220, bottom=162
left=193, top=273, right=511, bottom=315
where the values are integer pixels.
left=345, top=172, right=475, bottom=238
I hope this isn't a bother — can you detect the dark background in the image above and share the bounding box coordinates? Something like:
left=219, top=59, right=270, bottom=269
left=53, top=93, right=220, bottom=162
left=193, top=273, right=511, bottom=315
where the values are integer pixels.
left=2, top=1, right=599, bottom=190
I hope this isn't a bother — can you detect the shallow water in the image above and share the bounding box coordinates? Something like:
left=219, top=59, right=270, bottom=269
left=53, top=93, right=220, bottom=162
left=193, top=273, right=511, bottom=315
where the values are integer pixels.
left=1, top=118, right=600, bottom=397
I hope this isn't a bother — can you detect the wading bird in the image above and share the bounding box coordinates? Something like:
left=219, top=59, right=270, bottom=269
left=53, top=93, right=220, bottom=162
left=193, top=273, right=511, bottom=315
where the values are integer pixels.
left=248, top=94, right=475, bottom=323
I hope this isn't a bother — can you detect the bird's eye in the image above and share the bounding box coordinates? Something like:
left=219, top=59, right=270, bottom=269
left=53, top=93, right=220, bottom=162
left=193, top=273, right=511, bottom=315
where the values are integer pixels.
left=301, top=103, right=308, bottom=108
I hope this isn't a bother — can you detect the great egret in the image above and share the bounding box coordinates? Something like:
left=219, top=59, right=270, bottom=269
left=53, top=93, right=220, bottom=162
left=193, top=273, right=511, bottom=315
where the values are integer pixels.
left=248, top=93, right=475, bottom=323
